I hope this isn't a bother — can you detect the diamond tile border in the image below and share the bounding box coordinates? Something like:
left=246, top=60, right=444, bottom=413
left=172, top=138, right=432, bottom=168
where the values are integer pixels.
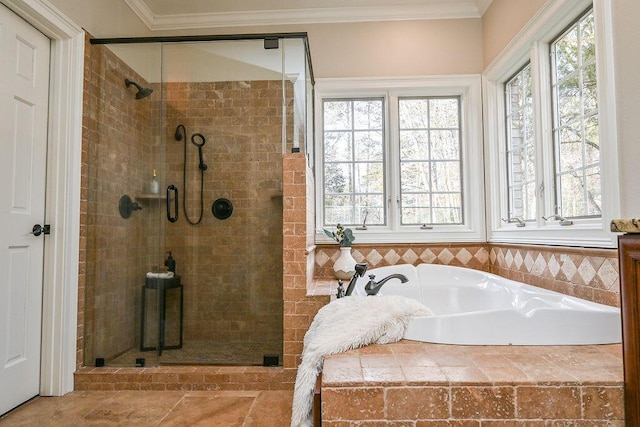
left=314, top=244, right=619, bottom=307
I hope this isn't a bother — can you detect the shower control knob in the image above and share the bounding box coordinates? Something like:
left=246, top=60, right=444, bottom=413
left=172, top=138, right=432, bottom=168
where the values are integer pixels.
left=32, top=224, right=50, bottom=236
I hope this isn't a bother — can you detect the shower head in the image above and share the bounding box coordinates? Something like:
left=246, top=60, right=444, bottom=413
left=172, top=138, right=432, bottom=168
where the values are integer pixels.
left=125, top=78, right=153, bottom=99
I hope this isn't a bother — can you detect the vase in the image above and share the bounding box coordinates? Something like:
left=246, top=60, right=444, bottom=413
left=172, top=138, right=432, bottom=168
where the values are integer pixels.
left=333, top=246, right=356, bottom=280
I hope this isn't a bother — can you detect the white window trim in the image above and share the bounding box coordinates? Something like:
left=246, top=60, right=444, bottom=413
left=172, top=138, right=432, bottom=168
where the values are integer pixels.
left=315, top=75, right=485, bottom=244
left=483, top=0, right=619, bottom=248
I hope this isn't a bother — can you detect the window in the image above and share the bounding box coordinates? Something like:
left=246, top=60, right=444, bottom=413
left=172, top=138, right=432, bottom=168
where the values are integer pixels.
left=323, top=98, right=385, bottom=226
left=399, top=97, right=462, bottom=225
left=316, top=77, right=484, bottom=244
left=505, top=65, right=536, bottom=222
left=551, top=10, right=601, bottom=218
left=484, top=0, right=618, bottom=248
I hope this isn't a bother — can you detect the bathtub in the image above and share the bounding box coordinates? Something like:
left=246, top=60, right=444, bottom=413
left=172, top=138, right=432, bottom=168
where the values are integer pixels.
left=350, top=264, right=621, bottom=345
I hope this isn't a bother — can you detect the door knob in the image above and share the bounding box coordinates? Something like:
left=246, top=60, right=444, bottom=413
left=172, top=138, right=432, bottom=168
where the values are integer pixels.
left=32, top=224, right=50, bottom=236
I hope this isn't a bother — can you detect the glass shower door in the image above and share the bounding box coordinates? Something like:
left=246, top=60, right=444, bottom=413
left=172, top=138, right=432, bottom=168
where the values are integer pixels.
left=84, top=41, right=165, bottom=368
left=84, top=34, right=312, bottom=367
left=158, top=39, right=286, bottom=365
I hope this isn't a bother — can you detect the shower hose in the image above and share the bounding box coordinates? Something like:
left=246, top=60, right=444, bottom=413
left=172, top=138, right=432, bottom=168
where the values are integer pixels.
left=174, top=124, right=207, bottom=225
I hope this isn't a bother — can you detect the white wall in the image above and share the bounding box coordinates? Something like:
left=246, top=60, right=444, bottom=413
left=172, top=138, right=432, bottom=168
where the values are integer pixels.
left=611, top=0, right=640, bottom=217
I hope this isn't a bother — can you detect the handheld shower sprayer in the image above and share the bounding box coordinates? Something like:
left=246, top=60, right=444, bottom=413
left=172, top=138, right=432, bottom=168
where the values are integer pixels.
left=191, top=133, right=208, bottom=171
left=174, top=124, right=207, bottom=225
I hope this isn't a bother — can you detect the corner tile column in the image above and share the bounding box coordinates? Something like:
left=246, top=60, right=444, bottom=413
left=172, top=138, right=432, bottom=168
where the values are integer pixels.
left=283, top=154, right=329, bottom=375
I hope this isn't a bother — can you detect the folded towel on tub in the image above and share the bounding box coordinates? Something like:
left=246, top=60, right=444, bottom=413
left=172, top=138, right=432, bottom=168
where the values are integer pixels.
left=290, top=295, right=432, bottom=427
left=146, top=271, right=174, bottom=279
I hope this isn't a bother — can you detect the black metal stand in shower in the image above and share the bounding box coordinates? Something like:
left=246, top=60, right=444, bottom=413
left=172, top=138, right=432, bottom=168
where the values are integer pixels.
left=140, top=276, right=184, bottom=354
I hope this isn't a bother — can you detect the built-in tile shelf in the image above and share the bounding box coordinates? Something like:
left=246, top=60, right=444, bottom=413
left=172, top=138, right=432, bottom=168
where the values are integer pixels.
left=135, top=193, right=167, bottom=201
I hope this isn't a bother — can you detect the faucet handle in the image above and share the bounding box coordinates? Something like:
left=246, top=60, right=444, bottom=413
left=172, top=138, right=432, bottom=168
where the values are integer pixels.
left=368, top=274, right=376, bottom=281
left=336, top=280, right=345, bottom=298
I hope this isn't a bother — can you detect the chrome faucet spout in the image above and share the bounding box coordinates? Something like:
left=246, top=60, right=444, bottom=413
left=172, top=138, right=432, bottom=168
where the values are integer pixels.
left=365, top=273, right=409, bottom=296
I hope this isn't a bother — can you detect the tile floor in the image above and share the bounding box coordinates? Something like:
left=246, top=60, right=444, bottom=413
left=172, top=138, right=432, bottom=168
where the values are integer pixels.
left=0, top=390, right=293, bottom=426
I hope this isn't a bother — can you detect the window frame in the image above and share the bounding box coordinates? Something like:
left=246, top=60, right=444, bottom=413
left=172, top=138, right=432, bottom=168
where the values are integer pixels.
left=315, top=76, right=485, bottom=244
left=483, top=0, right=619, bottom=248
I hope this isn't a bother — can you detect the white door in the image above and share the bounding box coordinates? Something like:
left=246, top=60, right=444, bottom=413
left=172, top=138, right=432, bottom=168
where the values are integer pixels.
left=0, top=3, right=50, bottom=415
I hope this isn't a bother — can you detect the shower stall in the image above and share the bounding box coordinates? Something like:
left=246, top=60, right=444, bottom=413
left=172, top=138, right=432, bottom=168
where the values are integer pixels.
left=83, top=34, right=313, bottom=366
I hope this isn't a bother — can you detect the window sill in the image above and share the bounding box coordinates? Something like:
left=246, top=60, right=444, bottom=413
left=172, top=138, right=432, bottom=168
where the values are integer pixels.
left=316, top=227, right=486, bottom=245
left=488, top=222, right=619, bottom=248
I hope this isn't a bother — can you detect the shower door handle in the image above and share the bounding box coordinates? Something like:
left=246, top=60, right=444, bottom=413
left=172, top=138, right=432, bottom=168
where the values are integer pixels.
left=167, top=185, right=178, bottom=223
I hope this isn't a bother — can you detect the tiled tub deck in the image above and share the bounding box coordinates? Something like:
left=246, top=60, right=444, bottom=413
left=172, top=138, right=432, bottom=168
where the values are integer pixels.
left=321, top=340, right=624, bottom=425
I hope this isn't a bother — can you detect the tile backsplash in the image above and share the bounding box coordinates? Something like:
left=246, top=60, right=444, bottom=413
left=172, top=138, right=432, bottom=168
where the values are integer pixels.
left=315, top=243, right=619, bottom=307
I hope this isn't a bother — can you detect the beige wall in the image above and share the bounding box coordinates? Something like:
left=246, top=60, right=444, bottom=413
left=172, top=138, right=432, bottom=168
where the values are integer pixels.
left=612, top=0, right=640, bottom=217
left=304, top=20, right=483, bottom=77
left=481, top=0, right=546, bottom=67
left=49, top=1, right=484, bottom=78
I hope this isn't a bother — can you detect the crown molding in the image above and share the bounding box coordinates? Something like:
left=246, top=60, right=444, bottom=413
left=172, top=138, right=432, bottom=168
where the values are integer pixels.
left=124, top=0, right=482, bottom=31
left=476, top=0, right=494, bottom=15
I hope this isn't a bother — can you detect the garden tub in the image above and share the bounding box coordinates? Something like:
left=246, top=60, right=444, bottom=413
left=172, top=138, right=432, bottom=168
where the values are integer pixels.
left=350, top=264, right=621, bottom=345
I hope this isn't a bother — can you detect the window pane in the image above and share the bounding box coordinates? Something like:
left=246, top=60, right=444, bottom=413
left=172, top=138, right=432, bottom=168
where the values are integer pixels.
left=431, top=161, right=461, bottom=192
left=581, top=12, right=596, bottom=64
left=353, top=100, right=383, bottom=130
left=400, top=130, right=430, bottom=161
left=323, top=98, right=385, bottom=226
left=354, top=130, right=383, bottom=161
left=324, top=101, right=352, bottom=130
left=399, top=96, right=462, bottom=225
left=401, top=162, right=430, bottom=192
left=586, top=166, right=601, bottom=216
left=559, top=172, right=585, bottom=217
left=399, top=99, right=429, bottom=128
left=585, top=115, right=599, bottom=165
left=354, top=162, right=383, bottom=193
left=324, top=131, right=352, bottom=162
left=583, top=62, right=598, bottom=113
left=505, top=64, right=536, bottom=221
left=552, top=8, right=600, bottom=218
left=557, top=77, right=581, bottom=124
left=431, top=130, right=460, bottom=160
left=554, top=26, right=578, bottom=81
left=325, top=195, right=354, bottom=224
left=324, top=163, right=352, bottom=193
left=401, top=194, right=431, bottom=225
left=558, top=122, right=583, bottom=172
left=430, top=98, right=459, bottom=128
left=354, top=195, right=384, bottom=225
left=433, top=208, right=461, bottom=224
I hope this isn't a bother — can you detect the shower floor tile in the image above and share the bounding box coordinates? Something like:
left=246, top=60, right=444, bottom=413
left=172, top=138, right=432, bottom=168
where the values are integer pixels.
left=108, top=340, right=282, bottom=366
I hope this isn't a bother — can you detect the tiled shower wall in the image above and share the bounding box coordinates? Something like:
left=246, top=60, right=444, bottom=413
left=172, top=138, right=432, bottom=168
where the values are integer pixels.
left=315, top=243, right=619, bottom=306
left=161, top=80, right=290, bottom=349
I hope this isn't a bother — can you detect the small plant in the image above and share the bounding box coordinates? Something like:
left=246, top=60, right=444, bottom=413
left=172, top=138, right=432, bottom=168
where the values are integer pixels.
left=323, top=223, right=355, bottom=247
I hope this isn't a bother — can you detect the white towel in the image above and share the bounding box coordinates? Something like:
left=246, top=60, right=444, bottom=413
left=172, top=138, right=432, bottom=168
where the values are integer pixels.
left=290, top=295, right=431, bottom=427
left=146, top=271, right=174, bottom=279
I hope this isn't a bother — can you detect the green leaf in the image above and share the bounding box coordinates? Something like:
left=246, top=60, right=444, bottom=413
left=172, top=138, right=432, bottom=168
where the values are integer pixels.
left=323, top=229, right=338, bottom=242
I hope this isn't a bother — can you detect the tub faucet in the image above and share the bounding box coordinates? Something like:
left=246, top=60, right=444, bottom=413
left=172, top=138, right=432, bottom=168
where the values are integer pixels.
left=344, top=263, right=369, bottom=296
left=365, top=273, right=409, bottom=296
